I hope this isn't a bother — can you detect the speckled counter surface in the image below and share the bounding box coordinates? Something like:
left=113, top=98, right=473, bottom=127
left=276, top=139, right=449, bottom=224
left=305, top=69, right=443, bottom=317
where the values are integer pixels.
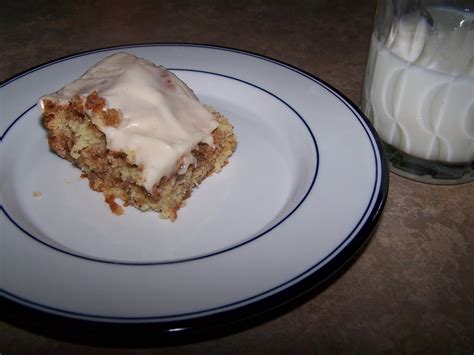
left=1, top=0, right=473, bottom=353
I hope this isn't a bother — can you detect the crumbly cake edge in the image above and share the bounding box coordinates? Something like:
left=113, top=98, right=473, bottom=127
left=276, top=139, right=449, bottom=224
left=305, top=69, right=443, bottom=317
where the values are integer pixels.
left=42, top=93, right=237, bottom=220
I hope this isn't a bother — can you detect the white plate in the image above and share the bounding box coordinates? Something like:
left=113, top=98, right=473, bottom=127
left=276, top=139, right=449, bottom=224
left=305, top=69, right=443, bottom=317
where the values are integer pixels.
left=0, top=44, right=388, bottom=331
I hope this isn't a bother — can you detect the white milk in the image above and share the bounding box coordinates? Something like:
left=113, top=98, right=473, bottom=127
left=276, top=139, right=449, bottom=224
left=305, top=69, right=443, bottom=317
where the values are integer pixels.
left=364, top=6, right=473, bottom=163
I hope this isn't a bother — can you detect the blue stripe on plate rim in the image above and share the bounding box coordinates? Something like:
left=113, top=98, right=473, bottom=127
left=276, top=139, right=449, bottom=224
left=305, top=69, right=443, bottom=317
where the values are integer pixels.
left=0, top=43, right=389, bottom=323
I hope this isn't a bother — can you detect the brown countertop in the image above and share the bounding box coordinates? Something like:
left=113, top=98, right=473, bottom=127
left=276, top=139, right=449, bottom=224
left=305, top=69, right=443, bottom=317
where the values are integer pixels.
left=1, top=0, right=473, bottom=353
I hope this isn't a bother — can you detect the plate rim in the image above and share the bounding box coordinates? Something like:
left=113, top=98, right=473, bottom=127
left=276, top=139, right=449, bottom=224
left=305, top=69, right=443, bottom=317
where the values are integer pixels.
left=0, top=42, right=389, bottom=336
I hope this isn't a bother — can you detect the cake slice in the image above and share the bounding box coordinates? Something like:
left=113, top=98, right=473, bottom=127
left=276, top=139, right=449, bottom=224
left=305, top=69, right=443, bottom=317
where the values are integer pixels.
left=39, top=52, right=237, bottom=220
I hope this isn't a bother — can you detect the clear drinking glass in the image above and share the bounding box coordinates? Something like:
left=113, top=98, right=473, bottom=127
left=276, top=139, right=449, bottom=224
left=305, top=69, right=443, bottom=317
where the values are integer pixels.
left=362, top=0, right=473, bottom=184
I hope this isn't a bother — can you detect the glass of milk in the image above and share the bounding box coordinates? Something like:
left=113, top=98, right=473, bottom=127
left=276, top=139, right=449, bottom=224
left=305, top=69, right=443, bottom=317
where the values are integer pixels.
left=362, top=0, right=473, bottom=184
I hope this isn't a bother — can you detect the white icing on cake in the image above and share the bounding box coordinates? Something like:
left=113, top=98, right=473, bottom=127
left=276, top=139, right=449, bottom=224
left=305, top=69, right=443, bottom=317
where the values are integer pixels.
left=39, top=52, right=218, bottom=192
